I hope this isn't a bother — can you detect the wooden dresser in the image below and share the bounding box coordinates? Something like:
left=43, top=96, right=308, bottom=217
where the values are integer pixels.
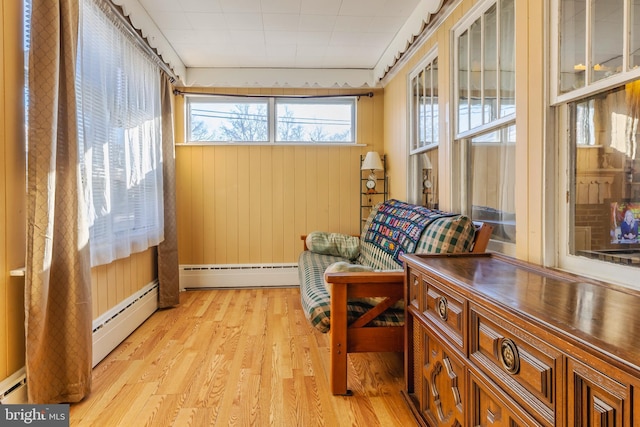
left=401, top=253, right=640, bottom=427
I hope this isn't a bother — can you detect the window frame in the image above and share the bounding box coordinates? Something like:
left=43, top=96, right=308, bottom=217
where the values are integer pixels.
left=408, top=48, right=440, bottom=155
left=185, top=95, right=358, bottom=145
left=452, top=0, right=516, bottom=140
left=451, top=0, right=516, bottom=255
left=553, top=0, right=640, bottom=290
left=550, top=0, right=640, bottom=105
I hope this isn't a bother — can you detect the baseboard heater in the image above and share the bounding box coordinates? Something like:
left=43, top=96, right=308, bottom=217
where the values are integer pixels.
left=180, top=263, right=299, bottom=289
left=92, top=280, right=159, bottom=367
left=0, top=281, right=159, bottom=404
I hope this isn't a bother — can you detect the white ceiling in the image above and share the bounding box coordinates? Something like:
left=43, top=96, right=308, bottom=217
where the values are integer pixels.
left=113, top=0, right=448, bottom=87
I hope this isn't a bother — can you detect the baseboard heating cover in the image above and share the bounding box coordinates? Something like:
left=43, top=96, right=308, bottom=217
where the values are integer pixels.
left=0, top=368, right=27, bottom=404
left=92, top=280, right=159, bottom=367
left=180, top=263, right=299, bottom=289
left=0, top=282, right=159, bottom=404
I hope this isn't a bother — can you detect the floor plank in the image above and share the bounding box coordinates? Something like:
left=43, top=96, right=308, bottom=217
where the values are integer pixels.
left=70, top=288, right=416, bottom=426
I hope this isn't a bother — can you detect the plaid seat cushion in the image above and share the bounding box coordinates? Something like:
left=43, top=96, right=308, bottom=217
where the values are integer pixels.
left=298, top=251, right=404, bottom=333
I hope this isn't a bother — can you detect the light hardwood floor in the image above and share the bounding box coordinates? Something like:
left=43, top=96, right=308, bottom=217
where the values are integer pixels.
left=70, top=288, right=416, bottom=426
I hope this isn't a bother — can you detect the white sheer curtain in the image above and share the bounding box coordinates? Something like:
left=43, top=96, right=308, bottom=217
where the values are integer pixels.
left=77, top=0, right=164, bottom=267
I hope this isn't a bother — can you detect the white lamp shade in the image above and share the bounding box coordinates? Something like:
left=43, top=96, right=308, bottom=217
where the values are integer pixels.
left=361, top=151, right=384, bottom=171
left=422, top=153, right=433, bottom=169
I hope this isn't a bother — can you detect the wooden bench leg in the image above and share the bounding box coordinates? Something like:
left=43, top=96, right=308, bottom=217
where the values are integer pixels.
left=330, top=283, right=351, bottom=395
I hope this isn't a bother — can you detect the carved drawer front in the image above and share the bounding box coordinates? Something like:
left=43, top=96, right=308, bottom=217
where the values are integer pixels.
left=470, top=372, right=544, bottom=427
left=407, top=267, right=422, bottom=311
left=417, top=322, right=466, bottom=427
left=424, top=280, right=466, bottom=350
left=469, top=306, right=560, bottom=427
left=567, top=358, right=631, bottom=426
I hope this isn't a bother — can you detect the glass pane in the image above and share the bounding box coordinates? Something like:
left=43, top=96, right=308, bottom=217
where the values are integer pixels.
left=484, top=4, right=498, bottom=124
left=560, top=0, right=586, bottom=93
left=469, top=125, right=517, bottom=244
left=189, top=100, right=269, bottom=142
left=632, top=0, right=640, bottom=69
left=469, top=18, right=483, bottom=130
left=500, top=0, right=516, bottom=117
left=412, top=74, right=421, bottom=150
left=275, top=100, right=353, bottom=142
left=422, top=67, right=430, bottom=146
left=458, top=30, right=469, bottom=133
left=432, top=58, right=439, bottom=145
left=591, top=0, right=623, bottom=84
left=569, top=79, right=640, bottom=268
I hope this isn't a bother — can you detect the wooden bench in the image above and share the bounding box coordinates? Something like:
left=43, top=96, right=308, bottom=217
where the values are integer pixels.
left=300, top=219, right=493, bottom=395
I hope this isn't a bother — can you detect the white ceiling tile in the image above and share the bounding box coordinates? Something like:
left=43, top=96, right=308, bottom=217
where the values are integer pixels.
left=185, top=13, right=228, bottom=30
left=224, top=13, right=264, bottom=30
left=298, top=15, right=336, bottom=32
left=148, top=11, right=192, bottom=31
left=296, top=31, right=332, bottom=45
left=300, top=0, right=342, bottom=15
left=139, top=0, right=181, bottom=13
left=263, top=14, right=300, bottom=31
left=265, top=31, right=299, bottom=45
left=179, top=0, right=224, bottom=13
left=219, top=0, right=261, bottom=13
left=333, top=16, right=373, bottom=33
left=261, top=0, right=301, bottom=14
left=126, top=0, right=432, bottom=80
left=339, top=0, right=387, bottom=16
left=229, top=30, right=266, bottom=45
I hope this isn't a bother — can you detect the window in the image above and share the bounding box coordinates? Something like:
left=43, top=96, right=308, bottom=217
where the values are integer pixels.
left=560, top=79, right=640, bottom=281
left=407, top=51, right=440, bottom=208
left=555, top=0, right=640, bottom=99
left=555, top=0, right=640, bottom=289
left=453, top=0, right=516, bottom=253
left=76, top=0, right=164, bottom=267
left=456, top=0, right=515, bottom=135
left=409, top=54, right=439, bottom=153
left=456, top=125, right=516, bottom=249
left=187, top=96, right=357, bottom=144
left=189, top=97, right=269, bottom=142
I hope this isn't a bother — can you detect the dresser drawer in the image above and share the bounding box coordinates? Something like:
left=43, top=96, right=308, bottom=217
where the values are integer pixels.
left=423, top=279, right=466, bottom=351
left=469, top=304, right=561, bottom=426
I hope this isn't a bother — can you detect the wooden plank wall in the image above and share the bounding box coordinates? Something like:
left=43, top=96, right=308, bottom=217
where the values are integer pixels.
left=174, top=88, right=385, bottom=265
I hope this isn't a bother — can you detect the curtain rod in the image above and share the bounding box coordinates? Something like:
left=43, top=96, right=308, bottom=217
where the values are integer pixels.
left=173, top=89, right=374, bottom=99
left=103, top=0, right=177, bottom=83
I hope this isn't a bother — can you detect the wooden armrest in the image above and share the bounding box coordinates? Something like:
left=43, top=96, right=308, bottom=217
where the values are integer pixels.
left=471, top=221, right=494, bottom=253
left=324, top=270, right=404, bottom=286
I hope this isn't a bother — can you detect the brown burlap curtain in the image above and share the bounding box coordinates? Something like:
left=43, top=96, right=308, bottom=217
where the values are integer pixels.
left=25, top=0, right=93, bottom=403
left=158, top=75, right=180, bottom=307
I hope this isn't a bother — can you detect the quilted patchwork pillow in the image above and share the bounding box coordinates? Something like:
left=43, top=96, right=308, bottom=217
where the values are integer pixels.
left=416, top=215, right=476, bottom=254
left=306, top=232, right=360, bottom=260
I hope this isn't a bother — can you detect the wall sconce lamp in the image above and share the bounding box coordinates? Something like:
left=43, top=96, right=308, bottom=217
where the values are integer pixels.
left=361, top=151, right=384, bottom=194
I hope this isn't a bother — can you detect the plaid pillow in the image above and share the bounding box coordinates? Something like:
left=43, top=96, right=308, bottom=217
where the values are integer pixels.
left=306, top=231, right=360, bottom=260
left=416, top=215, right=476, bottom=254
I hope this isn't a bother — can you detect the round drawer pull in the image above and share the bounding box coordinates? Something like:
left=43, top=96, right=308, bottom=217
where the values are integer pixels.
left=437, top=296, right=448, bottom=321
left=499, top=338, right=520, bottom=374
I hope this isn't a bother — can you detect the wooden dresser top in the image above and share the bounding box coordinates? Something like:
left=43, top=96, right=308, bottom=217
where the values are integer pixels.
left=402, top=253, right=640, bottom=374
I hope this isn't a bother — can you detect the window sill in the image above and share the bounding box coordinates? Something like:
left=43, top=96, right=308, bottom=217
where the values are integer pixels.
left=177, top=142, right=366, bottom=147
